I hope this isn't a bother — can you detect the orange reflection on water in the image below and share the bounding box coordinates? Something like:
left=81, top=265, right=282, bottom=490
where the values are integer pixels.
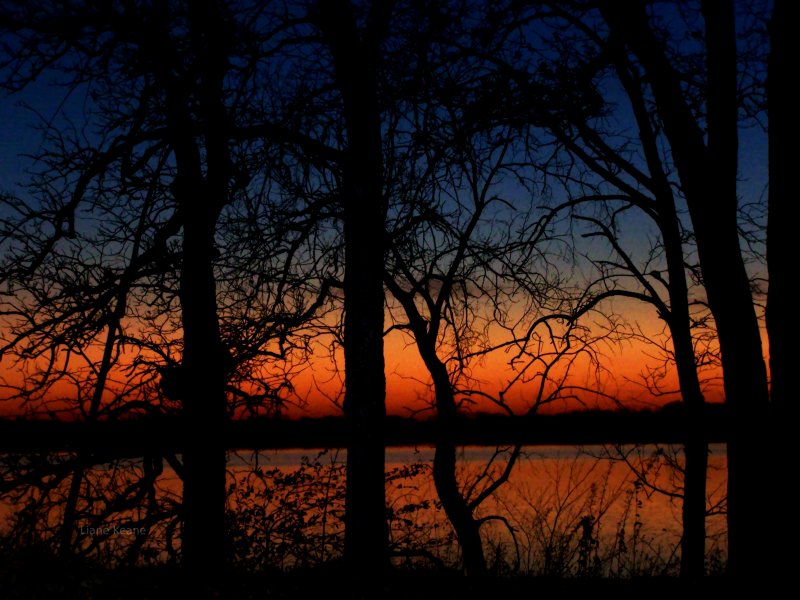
left=0, top=444, right=727, bottom=573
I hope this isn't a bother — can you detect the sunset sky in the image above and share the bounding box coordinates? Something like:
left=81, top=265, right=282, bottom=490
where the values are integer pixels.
left=0, top=33, right=766, bottom=421
left=0, top=287, right=729, bottom=418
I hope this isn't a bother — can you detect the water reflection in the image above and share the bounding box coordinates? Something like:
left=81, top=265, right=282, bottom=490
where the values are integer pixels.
left=0, top=445, right=727, bottom=575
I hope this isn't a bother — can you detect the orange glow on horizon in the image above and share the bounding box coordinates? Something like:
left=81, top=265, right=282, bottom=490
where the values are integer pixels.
left=1, top=298, right=729, bottom=419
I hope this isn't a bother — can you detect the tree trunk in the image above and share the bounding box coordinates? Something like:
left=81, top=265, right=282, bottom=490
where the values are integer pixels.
left=174, top=144, right=228, bottom=579
left=179, top=212, right=228, bottom=578
left=672, top=321, right=708, bottom=580
left=60, top=315, right=122, bottom=556
left=766, top=0, right=796, bottom=578
left=661, top=192, right=708, bottom=580
left=601, top=0, right=770, bottom=576
left=429, top=360, right=486, bottom=576
left=767, top=0, right=793, bottom=413
left=602, top=35, right=709, bottom=577
left=342, top=187, right=388, bottom=575
left=172, top=127, right=228, bottom=579
left=316, top=0, right=390, bottom=574
left=164, top=0, right=232, bottom=579
left=700, top=1, right=769, bottom=576
left=653, top=153, right=707, bottom=580
left=384, top=264, right=486, bottom=574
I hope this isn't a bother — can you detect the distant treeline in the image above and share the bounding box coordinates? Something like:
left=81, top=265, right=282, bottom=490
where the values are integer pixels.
left=0, top=404, right=728, bottom=455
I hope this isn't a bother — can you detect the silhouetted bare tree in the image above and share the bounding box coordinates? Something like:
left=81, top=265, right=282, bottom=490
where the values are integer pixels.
left=457, top=0, right=778, bottom=577
left=379, top=16, right=631, bottom=569
left=0, top=0, right=333, bottom=583
left=595, top=0, right=770, bottom=576
left=0, top=0, right=781, bottom=587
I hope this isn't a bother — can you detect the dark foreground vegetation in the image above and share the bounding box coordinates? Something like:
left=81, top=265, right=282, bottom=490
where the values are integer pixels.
left=1, top=441, right=730, bottom=598
left=0, top=547, right=733, bottom=600
left=0, top=569, right=735, bottom=600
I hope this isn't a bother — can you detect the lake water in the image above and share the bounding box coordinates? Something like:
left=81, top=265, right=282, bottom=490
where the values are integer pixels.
left=0, top=444, right=728, bottom=575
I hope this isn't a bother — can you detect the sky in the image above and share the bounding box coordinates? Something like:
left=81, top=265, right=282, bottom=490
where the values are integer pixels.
left=0, top=11, right=769, bottom=420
